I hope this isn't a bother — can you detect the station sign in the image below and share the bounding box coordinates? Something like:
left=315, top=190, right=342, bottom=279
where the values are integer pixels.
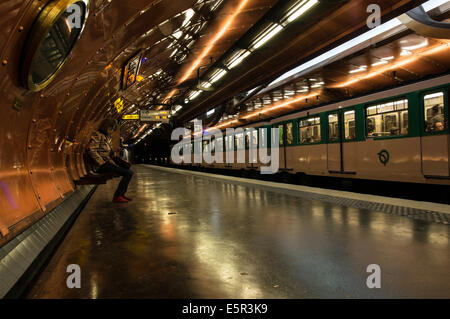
left=122, top=114, right=140, bottom=120
left=139, top=110, right=170, bottom=123
left=121, top=51, right=143, bottom=90
left=114, top=98, right=124, bottom=114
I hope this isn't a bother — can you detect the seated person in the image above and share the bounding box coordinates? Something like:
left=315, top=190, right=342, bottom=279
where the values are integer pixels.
left=431, top=105, right=444, bottom=125
left=88, top=118, right=134, bottom=203
left=347, top=132, right=356, bottom=140
left=434, top=121, right=444, bottom=131
left=389, top=126, right=399, bottom=136
left=366, top=120, right=376, bottom=137
left=400, top=125, right=408, bottom=135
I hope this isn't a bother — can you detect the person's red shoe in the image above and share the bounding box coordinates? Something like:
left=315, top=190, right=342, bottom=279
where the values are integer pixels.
left=122, top=195, right=133, bottom=201
left=113, top=196, right=129, bottom=203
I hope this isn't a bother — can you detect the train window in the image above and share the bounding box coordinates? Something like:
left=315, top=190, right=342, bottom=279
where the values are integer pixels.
left=424, top=92, right=445, bottom=132
left=286, top=123, right=293, bottom=145
left=299, top=117, right=321, bottom=144
left=216, top=137, right=223, bottom=152
left=366, top=99, right=408, bottom=137
left=328, top=114, right=339, bottom=141
left=246, top=130, right=258, bottom=148
left=344, top=111, right=356, bottom=140
left=225, top=135, right=233, bottom=151
left=22, top=1, right=90, bottom=91
left=260, top=128, right=268, bottom=148
left=252, top=130, right=258, bottom=148
left=235, top=133, right=244, bottom=150
left=278, top=124, right=284, bottom=146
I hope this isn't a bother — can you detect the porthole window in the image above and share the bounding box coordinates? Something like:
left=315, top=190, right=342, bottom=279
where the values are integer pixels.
left=22, top=0, right=90, bottom=92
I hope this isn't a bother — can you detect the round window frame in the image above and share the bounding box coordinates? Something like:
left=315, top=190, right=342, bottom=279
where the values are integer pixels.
left=21, top=0, right=90, bottom=92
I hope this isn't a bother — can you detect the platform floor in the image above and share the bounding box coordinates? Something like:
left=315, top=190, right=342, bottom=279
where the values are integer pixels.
left=28, top=165, right=450, bottom=298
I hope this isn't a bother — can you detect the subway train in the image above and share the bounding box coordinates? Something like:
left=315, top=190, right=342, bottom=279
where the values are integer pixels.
left=177, top=74, right=449, bottom=186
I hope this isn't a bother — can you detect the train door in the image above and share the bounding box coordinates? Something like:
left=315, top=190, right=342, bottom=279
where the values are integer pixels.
left=277, top=123, right=286, bottom=170
left=246, top=129, right=258, bottom=169
left=421, top=90, right=449, bottom=177
left=327, top=112, right=342, bottom=172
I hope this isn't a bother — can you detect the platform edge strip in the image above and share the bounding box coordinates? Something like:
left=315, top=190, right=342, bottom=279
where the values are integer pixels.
left=143, top=165, right=450, bottom=225
left=0, top=185, right=97, bottom=298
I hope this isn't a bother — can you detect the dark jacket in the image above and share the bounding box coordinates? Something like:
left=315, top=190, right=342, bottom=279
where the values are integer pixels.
left=87, top=131, right=114, bottom=168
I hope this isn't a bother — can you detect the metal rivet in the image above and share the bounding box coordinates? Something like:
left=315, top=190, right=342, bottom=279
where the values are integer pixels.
left=2, top=60, right=7, bottom=66
left=18, top=26, right=24, bottom=32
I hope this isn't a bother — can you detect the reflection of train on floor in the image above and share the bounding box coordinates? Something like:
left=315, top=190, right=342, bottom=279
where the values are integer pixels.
left=177, top=74, right=449, bottom=185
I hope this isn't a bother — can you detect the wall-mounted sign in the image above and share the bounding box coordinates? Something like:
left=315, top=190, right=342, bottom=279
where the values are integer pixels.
left=140, top=110, right=170, bottom=123
left=121, top=51, right=143, bottom=90
left=114, top=98, right=124, bottom=114
left=122, top=114, right=140, bottom=120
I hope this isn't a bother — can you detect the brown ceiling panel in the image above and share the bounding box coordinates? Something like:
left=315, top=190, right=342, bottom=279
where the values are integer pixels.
left=177, top=0, right=428, bottom=122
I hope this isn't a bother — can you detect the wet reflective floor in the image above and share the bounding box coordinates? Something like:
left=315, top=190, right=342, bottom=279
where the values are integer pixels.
left=28, top=165, right=450, bottom=298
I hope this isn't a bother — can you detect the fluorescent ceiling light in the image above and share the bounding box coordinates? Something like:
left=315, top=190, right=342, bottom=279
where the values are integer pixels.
left=200, top=81, right=212, bottom=89
left=209, top=68, right=227, bottom=83
left=349, top=66, right=367, bottom=74
left=402, top=39, right=429, bottom=51
left=246, top=86, right=258, bottom=95
left=282, top=0, right=319, bottom=24
left=371, top=60, right=388, bottom=67
left=267, top=0, right=444, bottom=88
left=400, top=49, right=412, bottom=56
left=421, top=0, right=448, bottom=11
left=182, top=9, right=195, bottom=27
left=173, top=30, right=182, bottom=39
left=211, top=0, right=225, bottom=11
left=251, top=24, right=283, bottom=49
left=226, top=50, right=251, bottom=69
left=172, top=105, right=183, bottom=114
left=188, top=90, right=202, bottom=100
left=207, top=109, right=215, bottom=116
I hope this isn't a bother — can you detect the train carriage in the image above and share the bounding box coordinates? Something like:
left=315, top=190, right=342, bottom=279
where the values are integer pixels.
left=189, top=74, right=449, bottom=186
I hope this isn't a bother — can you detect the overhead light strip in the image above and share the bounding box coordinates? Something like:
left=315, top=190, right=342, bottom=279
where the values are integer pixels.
left=179, top=0, right=249, bottom=83
left=267, top=0, right=448, bottom=88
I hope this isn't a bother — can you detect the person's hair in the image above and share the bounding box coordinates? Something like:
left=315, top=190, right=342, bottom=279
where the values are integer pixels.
left=98, top=118, right=118, bottom=135
left=432, top=105, right=440, bottom=113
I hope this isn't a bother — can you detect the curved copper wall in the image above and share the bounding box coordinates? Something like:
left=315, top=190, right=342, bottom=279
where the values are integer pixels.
left=0, top=0, right=196, bottom=246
